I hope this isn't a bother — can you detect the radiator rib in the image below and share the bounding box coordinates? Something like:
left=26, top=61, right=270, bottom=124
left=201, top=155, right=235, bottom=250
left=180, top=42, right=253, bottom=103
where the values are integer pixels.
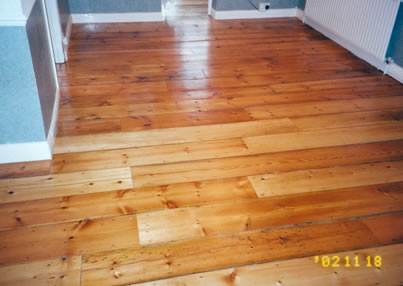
left=304, top=0, right=400, bottom=64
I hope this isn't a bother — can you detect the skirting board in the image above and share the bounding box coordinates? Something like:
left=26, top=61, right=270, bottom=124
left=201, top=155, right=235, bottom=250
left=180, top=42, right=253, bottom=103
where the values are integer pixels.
left=72, top=12, right=164, bottom=23
left=211, top=8, right=296, bottom=20
left=47, top=88, right=60, bottom=156
left=296, top=8, right=305, bottom=22
left=304, top=16, right=387, bottom=71
left=0, top=141, right=51, bottom=164
left=386, top=63, right=403, bottom=84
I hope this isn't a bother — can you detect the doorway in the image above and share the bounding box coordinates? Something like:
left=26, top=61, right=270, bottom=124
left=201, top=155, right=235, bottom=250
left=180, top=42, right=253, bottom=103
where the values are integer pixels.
left=164, top=0, right=210, bottom=18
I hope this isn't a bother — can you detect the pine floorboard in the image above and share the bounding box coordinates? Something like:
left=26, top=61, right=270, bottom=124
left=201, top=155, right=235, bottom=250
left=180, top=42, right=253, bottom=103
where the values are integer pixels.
left=134, top=244, right=403, bottom=286
left=0, top=1, right=402, bottom=285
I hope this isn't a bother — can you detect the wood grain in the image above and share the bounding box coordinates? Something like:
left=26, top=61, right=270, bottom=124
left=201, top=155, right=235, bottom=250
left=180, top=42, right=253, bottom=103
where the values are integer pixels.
left=292, top=109, right=403, bottom=131
left=53, top=138, right=250, bottom=173
left=247, top=96, right=403, bottom=120
left=0, top=215, right=139, bottom=265
left=131, top=141, right=403, bottom=188
left=3, top=12, right=403, bottom=285
left=0, top=177, right=256, bottom=231
left=0, top=256, right=81, bottom=286
left=52, top=121, right=403, bottom=175
left=54, top=118, right=296, bottom=154
left=243, top=123, right=403, bottom=154
left=136, top=182, right=403, bottom=245
left=361, top=212, right=403, bottom=245
left=135, top=244, right=403, bottom=286
left=249, top=161, right=403, bottom=198
left=51, top=149, right=131, bottom=174
left=270, top=76, right=398, bottom=94
left=57, top=117, right=122, bottom=136
left=0, top=160, right=51, bottom=179
left=60, top=85, right=402, bottom=110
left=81, top=213, right=403, bottom=286
left=119, top=108, right=254, bottom=131
left=0, top=168, right=132, bottom=203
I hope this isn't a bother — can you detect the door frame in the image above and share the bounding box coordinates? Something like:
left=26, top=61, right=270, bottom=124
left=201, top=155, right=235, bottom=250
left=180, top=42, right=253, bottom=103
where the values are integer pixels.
left=208, top=0, right=212, bottom=15
left=43, top=0, right=66, bottom=63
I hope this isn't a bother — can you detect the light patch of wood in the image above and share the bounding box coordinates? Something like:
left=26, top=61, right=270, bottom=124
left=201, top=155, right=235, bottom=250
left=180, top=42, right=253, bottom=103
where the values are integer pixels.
left=0, top=168, right=132, bottom=203
left=54, top=118, right=296, bottom=154
left=81, top=213, right=401, bottom=286
left=0, top=256, right=81, bottom=286
left=243, top=123, right=403, bottom=154
left=134, top=244, right=403, bottom=286
left=249, top=161, right=403, bottom=198
left=0, top=177, right=256, bottom=231
left=136, top=182, right=403, bottom=245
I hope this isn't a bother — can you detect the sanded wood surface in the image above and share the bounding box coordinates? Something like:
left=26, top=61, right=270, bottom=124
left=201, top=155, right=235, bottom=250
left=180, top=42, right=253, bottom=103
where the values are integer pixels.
left=136, top=182, right=403, bottom=245
left=52, top=121, right=403, bottom=174
left=243, top=123, right=403, bottom=154
left=361, top=212, right=403, bottom=245
left=270, top=76, right=398, bottom=93
left=0, top=256, right=81, bottom=286
left=247, top=96, right=403, bottom=120
left=291, top=109, right=403, bottom=131
left=0, top=160, right=51, bottom=179
left=0, top=215, right=139, bottom=265
left=0, top=177, right=256, bottom=231
left=81, top=213, right=403, bottom=286
left=54, top=118, right=296, bottom=154
left=131, top=141, right=403, bottom=188
left=134, top=244, right=403, bottom=286
left=53, top=138, right=251, bottom=173
left=0, top=168, right=132, bottom=203
left=59, top=85, right=402, bottom=109
left=1, top=6, right=402, bottom=286
left=249, top=161, right=403, bottom=197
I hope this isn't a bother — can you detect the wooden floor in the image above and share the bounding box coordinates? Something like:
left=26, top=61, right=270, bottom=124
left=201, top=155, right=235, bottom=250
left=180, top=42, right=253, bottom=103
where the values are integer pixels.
left=1, top=1, right=403, bottom=285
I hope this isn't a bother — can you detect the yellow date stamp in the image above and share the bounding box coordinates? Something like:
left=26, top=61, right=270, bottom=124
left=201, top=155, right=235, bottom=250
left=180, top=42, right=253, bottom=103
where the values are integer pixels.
left=314, top=255, right=382, bottom=268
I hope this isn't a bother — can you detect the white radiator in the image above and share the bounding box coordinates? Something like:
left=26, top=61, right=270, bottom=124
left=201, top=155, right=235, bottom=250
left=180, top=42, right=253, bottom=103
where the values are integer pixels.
left=304, top=0, right=400, bottom=69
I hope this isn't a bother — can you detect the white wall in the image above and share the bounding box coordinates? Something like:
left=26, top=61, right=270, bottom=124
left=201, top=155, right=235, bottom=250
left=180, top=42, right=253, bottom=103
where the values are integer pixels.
left=0, top=0, right=35, bottom=25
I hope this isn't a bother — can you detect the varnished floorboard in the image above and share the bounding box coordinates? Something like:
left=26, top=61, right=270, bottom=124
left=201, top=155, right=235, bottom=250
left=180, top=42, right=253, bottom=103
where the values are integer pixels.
left=133, top=244, right=403, bottom=286
left=1, top=1, right=402, bottom=285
